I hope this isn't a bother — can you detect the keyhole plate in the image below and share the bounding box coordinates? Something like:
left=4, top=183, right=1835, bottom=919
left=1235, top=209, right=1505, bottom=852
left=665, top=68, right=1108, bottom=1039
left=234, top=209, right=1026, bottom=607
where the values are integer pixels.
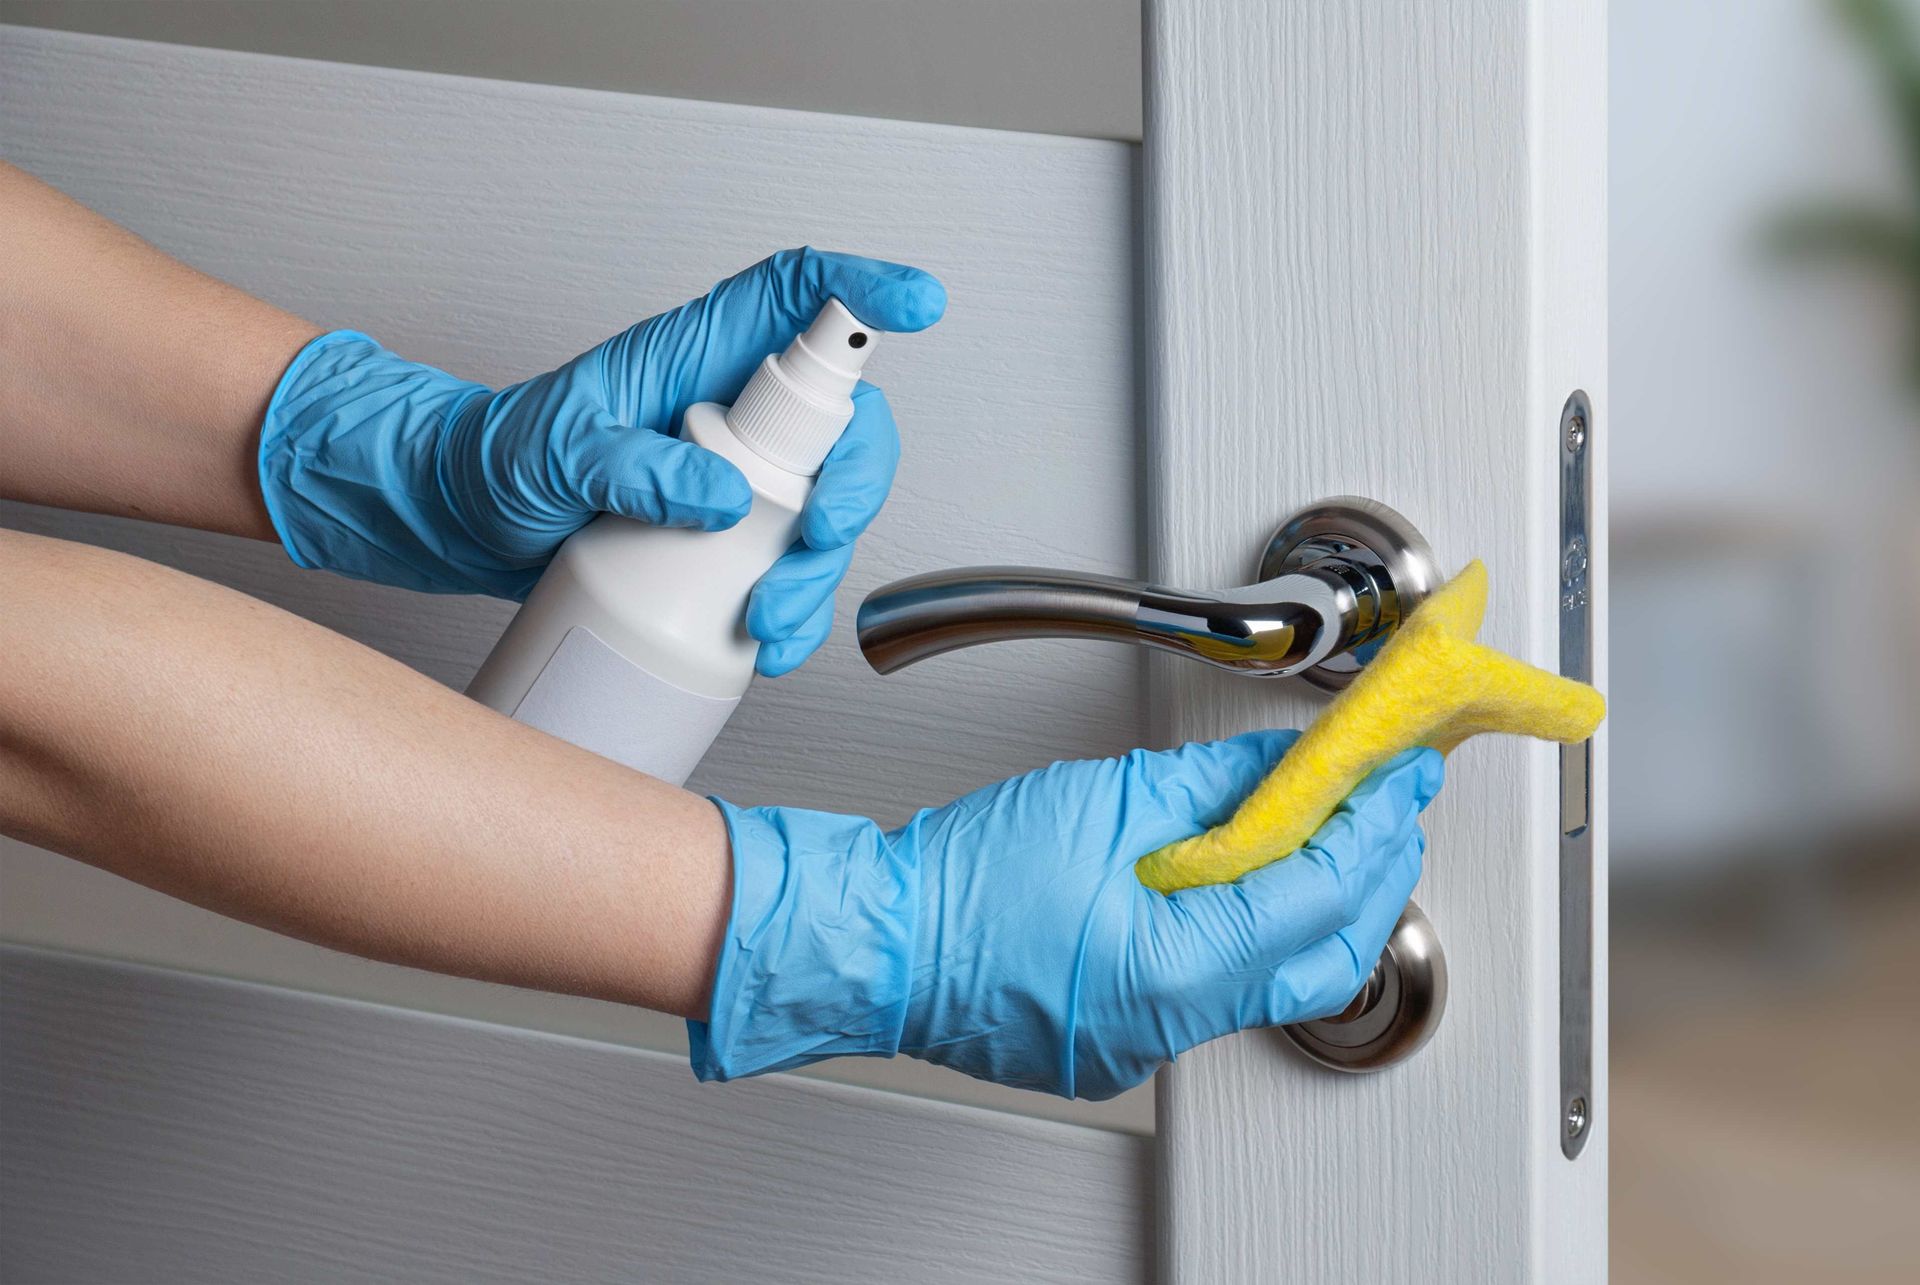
left=1280, top=902, right=1448, bottom=1072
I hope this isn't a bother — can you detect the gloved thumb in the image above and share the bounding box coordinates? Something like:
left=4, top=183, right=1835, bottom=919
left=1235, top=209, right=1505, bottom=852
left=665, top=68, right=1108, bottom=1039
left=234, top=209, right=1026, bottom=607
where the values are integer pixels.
left=565, top=411, right=752, bottom=531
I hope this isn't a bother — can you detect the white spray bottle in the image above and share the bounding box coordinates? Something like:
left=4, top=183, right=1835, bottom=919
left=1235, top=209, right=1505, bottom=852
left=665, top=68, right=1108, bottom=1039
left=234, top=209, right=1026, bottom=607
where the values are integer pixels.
left=466, top=300, right=879, bottom=784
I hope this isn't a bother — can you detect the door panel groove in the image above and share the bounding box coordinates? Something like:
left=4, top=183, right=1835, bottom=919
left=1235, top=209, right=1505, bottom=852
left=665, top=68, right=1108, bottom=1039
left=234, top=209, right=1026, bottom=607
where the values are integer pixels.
left=0, top=946, right=1150, bottom=1283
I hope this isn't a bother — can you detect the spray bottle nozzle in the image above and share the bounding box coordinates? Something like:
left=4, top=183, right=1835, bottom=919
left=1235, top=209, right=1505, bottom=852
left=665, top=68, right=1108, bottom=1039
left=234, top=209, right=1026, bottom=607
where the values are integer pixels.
left=727, top=298, right=880, bottom=475
left=778, top=298, right=875, bottom=399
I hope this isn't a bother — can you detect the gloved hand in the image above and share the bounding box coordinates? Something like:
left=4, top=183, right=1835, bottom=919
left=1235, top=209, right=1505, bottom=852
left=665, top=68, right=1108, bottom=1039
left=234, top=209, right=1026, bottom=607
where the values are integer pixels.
left=258, top=248, right=947, bottom=676
left=692, top=731, right=1442, bottom=1100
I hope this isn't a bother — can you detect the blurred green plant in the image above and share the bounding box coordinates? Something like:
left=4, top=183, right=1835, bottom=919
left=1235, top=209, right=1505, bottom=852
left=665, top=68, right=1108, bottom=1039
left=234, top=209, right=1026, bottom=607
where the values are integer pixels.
left=1768, top=0, right=1920, bottom=380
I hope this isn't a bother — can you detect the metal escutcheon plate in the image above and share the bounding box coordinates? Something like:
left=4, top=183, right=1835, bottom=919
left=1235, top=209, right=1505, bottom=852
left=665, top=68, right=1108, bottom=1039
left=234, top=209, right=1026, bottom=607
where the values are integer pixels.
left=1280, top=902, right=1448, bottom=1072
left=1260, top=496, right=1441, bottom=692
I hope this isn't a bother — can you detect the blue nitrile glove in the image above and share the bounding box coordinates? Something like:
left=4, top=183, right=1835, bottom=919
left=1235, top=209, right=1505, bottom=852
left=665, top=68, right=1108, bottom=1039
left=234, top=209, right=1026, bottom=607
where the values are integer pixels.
left=258, top=248, right=947, bottom=676
left=692, top=732, right=1442, bottom=1100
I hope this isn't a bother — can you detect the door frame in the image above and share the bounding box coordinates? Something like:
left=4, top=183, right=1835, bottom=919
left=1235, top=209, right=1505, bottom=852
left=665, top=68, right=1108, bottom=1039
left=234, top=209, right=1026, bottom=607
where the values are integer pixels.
left=1142, top=2, right=1608, bottom=1280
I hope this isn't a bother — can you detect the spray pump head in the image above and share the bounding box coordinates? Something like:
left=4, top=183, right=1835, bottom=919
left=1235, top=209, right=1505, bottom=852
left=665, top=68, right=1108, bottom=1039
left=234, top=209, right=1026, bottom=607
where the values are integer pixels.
left=726, top=299, right=877, bottom=475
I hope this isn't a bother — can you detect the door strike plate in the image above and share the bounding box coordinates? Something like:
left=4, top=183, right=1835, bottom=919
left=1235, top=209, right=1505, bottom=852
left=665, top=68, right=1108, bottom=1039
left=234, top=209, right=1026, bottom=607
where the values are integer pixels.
left=1559, top=390, right=1595, bottom=1160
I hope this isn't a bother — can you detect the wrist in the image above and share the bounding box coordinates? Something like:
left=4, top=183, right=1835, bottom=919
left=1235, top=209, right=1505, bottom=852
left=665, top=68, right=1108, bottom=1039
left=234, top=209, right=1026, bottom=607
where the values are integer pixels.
left=687, top=799, right=920, bottom=1082
left=257, top=329, right=378, bottom=568
left=257, top=330, right=496, bottom=593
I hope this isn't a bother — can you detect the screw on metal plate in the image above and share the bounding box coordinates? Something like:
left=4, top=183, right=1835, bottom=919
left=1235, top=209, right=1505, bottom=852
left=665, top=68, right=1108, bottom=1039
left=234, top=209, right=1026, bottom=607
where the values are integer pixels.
left=1564, top=411, right=1588, bottom=454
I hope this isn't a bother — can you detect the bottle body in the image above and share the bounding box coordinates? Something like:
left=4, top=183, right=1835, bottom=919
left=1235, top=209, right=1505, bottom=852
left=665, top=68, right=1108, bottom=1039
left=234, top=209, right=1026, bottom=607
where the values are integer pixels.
left=466, top=401, right=811, bottom=784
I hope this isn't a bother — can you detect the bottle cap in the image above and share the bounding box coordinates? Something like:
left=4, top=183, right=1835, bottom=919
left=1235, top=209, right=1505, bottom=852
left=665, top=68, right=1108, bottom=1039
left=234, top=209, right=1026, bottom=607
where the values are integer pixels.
left=727, top=299, right=877, bottom=475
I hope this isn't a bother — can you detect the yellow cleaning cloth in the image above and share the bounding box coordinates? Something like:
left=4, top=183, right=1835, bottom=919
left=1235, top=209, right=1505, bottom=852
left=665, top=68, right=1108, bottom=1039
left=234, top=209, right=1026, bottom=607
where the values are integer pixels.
left=1135, top=560, right=1604, bottom=894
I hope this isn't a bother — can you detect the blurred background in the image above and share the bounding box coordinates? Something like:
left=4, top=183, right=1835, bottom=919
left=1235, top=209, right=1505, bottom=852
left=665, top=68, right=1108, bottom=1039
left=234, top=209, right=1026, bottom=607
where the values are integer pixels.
left=6, top=0, right=1919, bottom=1277
left=1612, top=0, right=1920, bottom=1278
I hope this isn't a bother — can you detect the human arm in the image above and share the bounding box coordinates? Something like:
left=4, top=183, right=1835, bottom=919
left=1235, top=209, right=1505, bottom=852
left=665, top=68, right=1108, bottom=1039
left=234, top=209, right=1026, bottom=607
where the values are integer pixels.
left=0, top=159, right=316, bottom=539
left=0, top=527, right=731, bottom=1017
left=0, top=160, right=946, bottom=674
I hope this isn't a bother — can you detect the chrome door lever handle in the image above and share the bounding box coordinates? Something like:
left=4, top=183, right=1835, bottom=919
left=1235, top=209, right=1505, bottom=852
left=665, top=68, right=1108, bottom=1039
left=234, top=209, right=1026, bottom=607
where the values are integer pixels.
left=856, top=566, right=1350, bottom=678
left=858, top=497, right=1440, bottom=691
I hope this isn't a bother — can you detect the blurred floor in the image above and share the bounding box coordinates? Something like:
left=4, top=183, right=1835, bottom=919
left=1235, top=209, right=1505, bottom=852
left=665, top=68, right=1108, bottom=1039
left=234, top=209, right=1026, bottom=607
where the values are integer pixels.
left=1611, top=838, right=1920, bottom=1282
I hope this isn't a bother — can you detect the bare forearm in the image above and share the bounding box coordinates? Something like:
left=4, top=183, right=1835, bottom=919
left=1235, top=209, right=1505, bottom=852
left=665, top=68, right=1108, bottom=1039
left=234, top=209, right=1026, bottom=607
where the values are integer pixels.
left=0, top=161, right=318, bottom=539
left=0, top=529, right=730, bottom=1018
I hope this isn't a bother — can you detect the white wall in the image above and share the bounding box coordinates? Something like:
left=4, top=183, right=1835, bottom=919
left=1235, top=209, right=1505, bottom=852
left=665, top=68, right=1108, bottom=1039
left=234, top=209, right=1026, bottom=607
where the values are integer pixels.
left=1610, top=0, right=1920, bottom=868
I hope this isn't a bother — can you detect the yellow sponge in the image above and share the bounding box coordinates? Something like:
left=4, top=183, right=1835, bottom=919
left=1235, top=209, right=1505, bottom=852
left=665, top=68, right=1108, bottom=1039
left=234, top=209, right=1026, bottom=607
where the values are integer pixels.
left=1135, top=560, right=1604, bottom=894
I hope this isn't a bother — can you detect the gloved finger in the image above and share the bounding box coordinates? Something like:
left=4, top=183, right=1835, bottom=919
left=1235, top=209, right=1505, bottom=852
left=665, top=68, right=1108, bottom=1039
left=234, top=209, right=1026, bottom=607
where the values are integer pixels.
left=1125, top=729, right=1304, bottom=833
left=757, top=246, right=948, bottom=335
left=1255, top=833, right=1425, bottom=1026
left=748, top=542, right=855, bottom=643
left=800, top=382, right=900, bottom=549
left=755, top=592, right=838, bottom=677
left=1154, top=748, right=1441, bottom=970
left=609, top=248, right=945, bottom=433
left=1301, top=747, right=1445, bottom=878
left=563, top=410, right=752, bottom=530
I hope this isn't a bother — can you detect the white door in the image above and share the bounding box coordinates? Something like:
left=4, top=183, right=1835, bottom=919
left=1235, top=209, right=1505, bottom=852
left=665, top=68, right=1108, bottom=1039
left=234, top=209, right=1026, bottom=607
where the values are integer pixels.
left=0, top=4, right=1605, bottom=1281
left=1144, top=2, right=1608, bottom=1281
